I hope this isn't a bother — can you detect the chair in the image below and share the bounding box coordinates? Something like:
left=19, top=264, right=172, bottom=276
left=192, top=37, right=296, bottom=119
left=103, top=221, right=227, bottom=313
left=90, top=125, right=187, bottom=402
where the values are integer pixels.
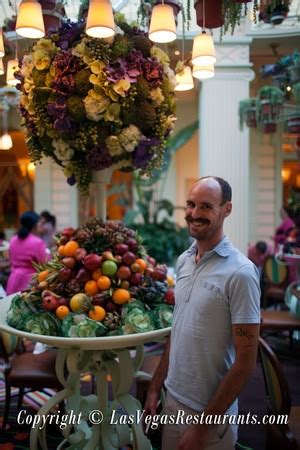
left=258, top=336, right=300, bottom=450
left=262, top=255, right=289, bottom=309
left=0, top=332, right=63, bottom=431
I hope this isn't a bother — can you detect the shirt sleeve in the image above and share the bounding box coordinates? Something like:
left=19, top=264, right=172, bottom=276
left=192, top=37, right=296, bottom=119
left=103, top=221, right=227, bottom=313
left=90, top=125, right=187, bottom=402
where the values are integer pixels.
left=34, top=239, right=49, bottom=263
left=227, top=263, right=261, bottom=324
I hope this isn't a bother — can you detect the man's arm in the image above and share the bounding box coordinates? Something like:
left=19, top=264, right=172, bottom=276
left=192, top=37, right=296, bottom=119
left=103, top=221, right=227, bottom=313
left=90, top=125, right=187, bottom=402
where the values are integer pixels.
left=177, top=323, right=260, bottom=450
left=144, top=338, right=170, bottom=415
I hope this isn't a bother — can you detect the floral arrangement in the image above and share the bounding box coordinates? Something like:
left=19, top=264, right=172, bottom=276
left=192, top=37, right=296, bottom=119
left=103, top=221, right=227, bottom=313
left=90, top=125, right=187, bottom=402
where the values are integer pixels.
left=6, top=218, right=175, bottom=338
left=18, top=16, right=177, bottom=192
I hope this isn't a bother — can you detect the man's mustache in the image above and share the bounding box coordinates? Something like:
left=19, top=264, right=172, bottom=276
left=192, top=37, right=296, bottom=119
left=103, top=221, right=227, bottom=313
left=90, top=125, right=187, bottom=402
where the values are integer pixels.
left=185, top=217, right=210, bottom=225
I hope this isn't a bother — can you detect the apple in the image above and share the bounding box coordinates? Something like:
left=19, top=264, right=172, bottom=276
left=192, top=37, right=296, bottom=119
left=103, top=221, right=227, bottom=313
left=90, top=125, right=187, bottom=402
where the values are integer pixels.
left=43, top=296, right=59, bottom=311
left=165, top=289, right=175, bottom=305
left=62, top=257, right=76, bottom=269
left=152, top=269, right=166, bottom=282
left=114, top=244, right=129, bottom=255
left=61, top=227, right=75, bottom=238
left=129, top=272, right=143, bottom=286
left=74, top=247, right=87, bottom=262
left=125, top=238, right=138, bottom=253
left=84, top=254, right=102, bottom=272
left=102, top=260, right=118, bottom=277
left=122, top=252, right=136, bottom=266
left=117, top=266, right=131, bottom=280
left=58, top=267, right=72, bottom=282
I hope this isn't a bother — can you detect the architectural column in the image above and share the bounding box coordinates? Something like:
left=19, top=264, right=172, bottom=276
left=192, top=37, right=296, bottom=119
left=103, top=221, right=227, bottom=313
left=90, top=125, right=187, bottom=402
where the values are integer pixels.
left=199, top=37, right=254, bottom=253
left=34, top=158, right=79, bottom=231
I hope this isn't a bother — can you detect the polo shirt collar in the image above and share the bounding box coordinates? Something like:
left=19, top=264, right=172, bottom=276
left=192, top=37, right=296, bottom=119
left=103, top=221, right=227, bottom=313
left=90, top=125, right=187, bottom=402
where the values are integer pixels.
left=186, top=236, right=232, bottom=258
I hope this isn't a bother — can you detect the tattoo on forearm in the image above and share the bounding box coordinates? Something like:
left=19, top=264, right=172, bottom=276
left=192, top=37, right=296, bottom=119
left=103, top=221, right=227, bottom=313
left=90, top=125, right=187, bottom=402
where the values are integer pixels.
left=235, top=327, right=254, bottom=347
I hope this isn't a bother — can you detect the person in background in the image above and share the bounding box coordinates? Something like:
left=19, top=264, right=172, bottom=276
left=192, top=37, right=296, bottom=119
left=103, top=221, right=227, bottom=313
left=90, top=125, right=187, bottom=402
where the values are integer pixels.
left=6, top=211, right=49, bottom=295
left=144, top=176, right=260, bottom=450
left=247, top=241, right=272, bottom=273
left=0, top=231, right=10, bottom=294
left=273, top=207, right=295, bottom=253
left=37, top=210, right=56, bottom=250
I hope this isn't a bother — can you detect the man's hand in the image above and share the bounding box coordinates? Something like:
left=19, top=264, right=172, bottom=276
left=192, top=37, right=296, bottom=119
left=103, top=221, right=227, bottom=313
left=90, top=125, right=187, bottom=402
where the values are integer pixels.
left=177, top=424, right=210, bottom=450
left=142, top=389, right=160, bottom=434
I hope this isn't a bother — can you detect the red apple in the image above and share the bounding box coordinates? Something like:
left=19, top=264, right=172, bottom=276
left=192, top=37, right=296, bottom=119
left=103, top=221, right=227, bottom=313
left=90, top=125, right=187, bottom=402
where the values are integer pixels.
left=58, top=267, right=72, bottom=282
left=165, top=289, right=175, bottom=305
left=62, top=227, right=75, bottom=238
left=62, top=257, right=76, bottom=269
left=114, top=243, right=129, bottom=255
left=84, top=254, right=102, bottom=272
left=74, top=247, right=87, bottom=262
left=125, top=238, right=138, bottom=253
left=43, top=296, right=59, bottom=311
left=117, top=266, right=131, bottom=280
left=123, top=252, right=136, bottom=266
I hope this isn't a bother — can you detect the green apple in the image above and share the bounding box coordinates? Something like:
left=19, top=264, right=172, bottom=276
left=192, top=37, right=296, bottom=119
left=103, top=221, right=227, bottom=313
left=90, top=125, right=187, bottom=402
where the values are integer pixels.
left=102, top=260, right=118, bottom=277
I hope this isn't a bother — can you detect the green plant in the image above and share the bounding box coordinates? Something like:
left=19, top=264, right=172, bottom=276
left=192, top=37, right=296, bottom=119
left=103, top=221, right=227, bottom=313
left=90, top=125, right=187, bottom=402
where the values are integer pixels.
left=239, top=98, right=260, bottom=130
left=258, top=85, right=284, bottom=103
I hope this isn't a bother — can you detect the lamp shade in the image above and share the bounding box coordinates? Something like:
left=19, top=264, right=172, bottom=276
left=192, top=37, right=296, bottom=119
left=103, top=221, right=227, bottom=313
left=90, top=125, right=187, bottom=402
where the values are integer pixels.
left=85, top=0, right=115, bottom=38
left=149, top=4, right=177, bottom=43
left=6, top=59, right=19, bottom=86
left=0, top=58, right=4, bottom=76
left=175, top=66, right=194, bottom=91
left=192, top=64, right=215, bottom=79
left=16, top=0, right=45, bottom=39
left=0, top=29, right=5, bottom=58
left=0, top=133, right=13, bottom=150
left=192, top=31, right=216, bottom=66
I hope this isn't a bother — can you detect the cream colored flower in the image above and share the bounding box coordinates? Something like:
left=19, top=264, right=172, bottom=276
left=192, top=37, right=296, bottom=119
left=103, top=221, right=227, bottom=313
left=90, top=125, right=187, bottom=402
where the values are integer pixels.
left=84, top=89, right=110, bottom=121
left=33, top=49, right=51, bottom=70
left=53, top=139, right=74, bottom=162
left=33, top=38, right=56, bottom=54
left=118, top=125, right=142, bottom=152
left=104, top=103, right=120, bottom=122
left=113, top=79, right=131, bottom=97
left=106, top=136, right=123, bottom=156
left=149, top=87, right=165, bottom=106
left=72, top=42, right=86, bottom=58
left=151, top=46, right=170, bottom=65
left=21, top=55, right=34, bottom=79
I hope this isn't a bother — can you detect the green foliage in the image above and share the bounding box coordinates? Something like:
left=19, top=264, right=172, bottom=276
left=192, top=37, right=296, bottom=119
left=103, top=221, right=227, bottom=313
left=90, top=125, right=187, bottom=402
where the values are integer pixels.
left=258, top=85, right=284, bottom=104
left=287, top=188, right=300, bottom=220
left=239, top=98, right=260, bottom=130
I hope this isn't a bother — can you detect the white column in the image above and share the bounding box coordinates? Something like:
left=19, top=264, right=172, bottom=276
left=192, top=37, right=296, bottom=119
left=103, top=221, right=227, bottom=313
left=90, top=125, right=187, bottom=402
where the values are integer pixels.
left=34, top=158, right=79, bottom=231
left=199, top=38, right=254, bottom=253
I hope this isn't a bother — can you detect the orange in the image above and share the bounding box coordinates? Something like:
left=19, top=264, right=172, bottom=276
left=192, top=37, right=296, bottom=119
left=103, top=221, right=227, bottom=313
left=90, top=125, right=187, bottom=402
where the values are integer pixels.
left=38, top=270, right=49, bottom=283
left=55, top=305, right=70, bottom=320
left=92, top=269, right=102, bottom=281
left=58, top=245, right=65, bottom=257
left=97, top=276, right=111, bottom=291
left=135, top=258, right=147, bottom=273
left=88, top=305, right=106, bottom=321
left=84, top=280, right=99, bottom=296
left=63, top=240, right=80, bottom=257
left=112, top=288, right=130, bottom=305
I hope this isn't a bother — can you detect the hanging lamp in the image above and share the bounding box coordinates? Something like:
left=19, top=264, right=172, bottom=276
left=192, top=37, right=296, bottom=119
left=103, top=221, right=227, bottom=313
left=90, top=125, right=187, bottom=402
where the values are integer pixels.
left=0, top=104, right=12, bottom=150
left=0, top=58, right=4, bottom=76
left=192, top=0, right=216, bottom=66
left=85, top=0, right=115, bottom=38
left=193, top=64, right=215, bottom=79
left=6, top=59, right=19, bottom=86
left=0, top=29, right=5, bottom=58
left=16, top=0, right=45, bottom=39
left=149, top=3, right=177, bottom=43
left=175, top=65, right=194, bottom=91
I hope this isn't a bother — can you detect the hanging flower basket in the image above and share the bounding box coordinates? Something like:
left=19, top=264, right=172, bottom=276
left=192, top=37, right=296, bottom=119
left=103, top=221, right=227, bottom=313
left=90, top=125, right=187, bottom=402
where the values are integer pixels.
left=286, top=117, right=300, bottom=134
left=263, top=122, right=277, bottom=134
left=258, top=86, right=283, bottom=133
left=17, top=18, right=177, bottom=193
left=194, top=0, right=224, bottom=29
left=239, top=98, right=259, bottom=130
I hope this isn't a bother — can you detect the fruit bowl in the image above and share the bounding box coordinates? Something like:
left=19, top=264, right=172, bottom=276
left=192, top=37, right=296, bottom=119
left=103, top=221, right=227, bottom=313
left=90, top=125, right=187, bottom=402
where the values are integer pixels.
left=5, top=218, right=175, bottom=339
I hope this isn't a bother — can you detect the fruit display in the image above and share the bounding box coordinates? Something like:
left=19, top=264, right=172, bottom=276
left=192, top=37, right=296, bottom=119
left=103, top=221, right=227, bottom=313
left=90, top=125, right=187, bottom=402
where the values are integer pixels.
left=6, top=218, right=175, bottom=338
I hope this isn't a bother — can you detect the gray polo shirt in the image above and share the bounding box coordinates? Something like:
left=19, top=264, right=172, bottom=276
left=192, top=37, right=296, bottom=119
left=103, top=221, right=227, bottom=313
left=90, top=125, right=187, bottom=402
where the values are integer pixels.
left=165, top=236, right=261, bottom=414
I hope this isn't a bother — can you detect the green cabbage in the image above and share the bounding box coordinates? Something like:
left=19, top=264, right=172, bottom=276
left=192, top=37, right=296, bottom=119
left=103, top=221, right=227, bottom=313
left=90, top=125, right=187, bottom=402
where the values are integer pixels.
left=25, top=311, right=61, bottom=336
left=153, top=304, right=173, bottom=329
left=61, top=313, right=108, bottom=338
left=6, top=294, right=38, bottom=330
left=121, top=301, right=155, bottom=334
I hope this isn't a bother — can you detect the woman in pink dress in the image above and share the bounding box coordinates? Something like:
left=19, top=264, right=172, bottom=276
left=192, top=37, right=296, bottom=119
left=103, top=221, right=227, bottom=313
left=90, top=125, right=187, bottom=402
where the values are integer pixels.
left=6, top=211, right=49, bottom=295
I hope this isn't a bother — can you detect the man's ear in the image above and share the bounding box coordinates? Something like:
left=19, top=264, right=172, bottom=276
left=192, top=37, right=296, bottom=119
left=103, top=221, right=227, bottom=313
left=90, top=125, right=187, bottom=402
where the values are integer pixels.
left=224, top=202, right=232, bottom=217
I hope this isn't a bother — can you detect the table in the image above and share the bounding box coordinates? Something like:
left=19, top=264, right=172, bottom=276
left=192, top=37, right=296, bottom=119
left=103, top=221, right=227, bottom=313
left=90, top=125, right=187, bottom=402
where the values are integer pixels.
left=0, top=295, right=171, bottom=450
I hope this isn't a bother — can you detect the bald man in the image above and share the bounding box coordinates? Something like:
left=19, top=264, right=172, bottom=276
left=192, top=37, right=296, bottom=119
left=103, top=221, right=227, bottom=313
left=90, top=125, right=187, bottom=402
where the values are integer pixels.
left=144, top=176, right=260, bottom=450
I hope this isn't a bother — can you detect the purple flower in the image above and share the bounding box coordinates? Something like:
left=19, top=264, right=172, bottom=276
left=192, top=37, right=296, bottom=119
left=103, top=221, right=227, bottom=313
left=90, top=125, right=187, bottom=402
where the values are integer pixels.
left=142, top=57, right=164, bottom=87
left=133, top=138, right=160, bottom=169
left=67, top=175, right=76, bottom=186
left=49, top=20, right=84, bottom=50
left=86, top=144, right=113, bottom=171
left=47, top=96, right=66, bottom=119
left=52, top=74, right=75, bottom=96
left=106, top=50, right=144, bottom=83
left=54, top=116, right=75, bottom=133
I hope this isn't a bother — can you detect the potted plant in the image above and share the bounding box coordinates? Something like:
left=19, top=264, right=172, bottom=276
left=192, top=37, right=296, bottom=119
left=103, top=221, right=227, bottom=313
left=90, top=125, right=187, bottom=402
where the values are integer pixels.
left=289, top=52, right=300, bottom=84
left=239, top=98, right=259, bottom=130
left=258, top=85, right=284, bottom=133
left=259, top=0, right=290, bottom=25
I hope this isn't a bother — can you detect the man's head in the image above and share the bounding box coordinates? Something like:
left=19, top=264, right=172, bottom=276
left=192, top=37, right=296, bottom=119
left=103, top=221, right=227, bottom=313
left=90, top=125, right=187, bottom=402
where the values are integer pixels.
left=185, top=176, right=232, bottom=242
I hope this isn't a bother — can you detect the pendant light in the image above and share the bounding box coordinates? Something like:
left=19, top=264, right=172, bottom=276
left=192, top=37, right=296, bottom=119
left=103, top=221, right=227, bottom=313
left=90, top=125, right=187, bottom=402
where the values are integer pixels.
left=0, top=103, right=12, bottom=150
left=0, top=29, right=5, bottom=58
left=85, top=0, right=115, bottom=38
left=0, top=58, right=4, bottom=76
left=193, top=64, right=215, bottom=79
left=192, top=0, right=216, bottom=66
left=16, top=0, right=45, bottom=39
left=149, top=2, right=177, bottom=43
left=175, top=65, right=194, bottom=91
left=6, top=59, right=19, bottom=86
